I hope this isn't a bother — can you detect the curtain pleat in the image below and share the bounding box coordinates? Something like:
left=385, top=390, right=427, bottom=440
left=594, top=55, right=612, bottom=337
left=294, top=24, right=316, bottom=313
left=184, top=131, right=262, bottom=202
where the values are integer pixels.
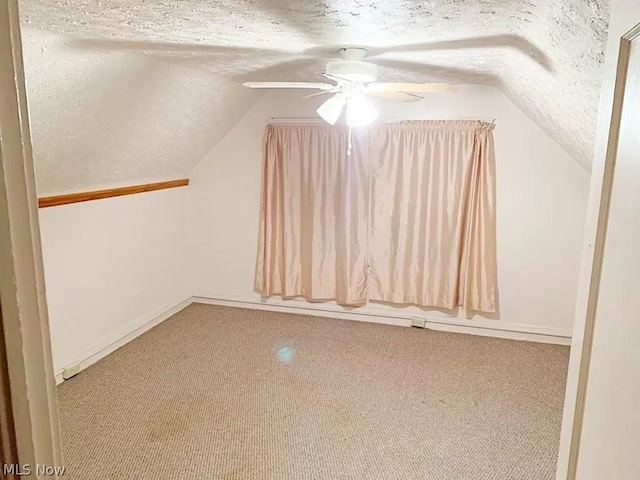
left=367, top=121, right=497, bottom=312
left=255, top=125, right=370, bottom=305
left=255, top=120, right=497, bottom=313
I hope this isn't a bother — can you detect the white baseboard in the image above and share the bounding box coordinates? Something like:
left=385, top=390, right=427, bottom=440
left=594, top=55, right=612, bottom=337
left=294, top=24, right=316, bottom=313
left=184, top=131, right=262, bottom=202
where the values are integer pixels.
left=193, top=293, right=572, bottom=346
left=53, top=292, right=571, bottom=386
left=54, top=297, right=193, bottom=385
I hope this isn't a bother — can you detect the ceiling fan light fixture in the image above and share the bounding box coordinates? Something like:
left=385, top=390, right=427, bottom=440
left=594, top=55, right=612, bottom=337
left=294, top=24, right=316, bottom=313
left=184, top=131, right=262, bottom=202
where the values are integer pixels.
left=243, top=47, right=456, bottom=126
left=346, top=95, right=378, bottom=128
left=316, top=93, right=347, bottom=125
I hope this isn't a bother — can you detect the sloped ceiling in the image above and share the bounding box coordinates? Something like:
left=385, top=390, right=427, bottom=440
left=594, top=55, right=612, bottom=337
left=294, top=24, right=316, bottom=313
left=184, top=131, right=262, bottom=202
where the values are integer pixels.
left=20, top=0, right=609, bottom=194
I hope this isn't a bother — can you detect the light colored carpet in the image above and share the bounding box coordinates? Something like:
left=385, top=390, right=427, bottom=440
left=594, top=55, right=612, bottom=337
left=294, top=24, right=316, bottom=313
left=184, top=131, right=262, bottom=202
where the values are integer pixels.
left=57, top=304, right=569, bottom=479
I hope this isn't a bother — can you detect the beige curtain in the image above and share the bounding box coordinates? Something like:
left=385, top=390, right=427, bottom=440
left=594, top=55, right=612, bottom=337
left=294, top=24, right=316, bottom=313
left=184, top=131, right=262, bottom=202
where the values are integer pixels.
left=367, top=121, right=497, bottom=313
left=254, top=125, right=370, bottom=305
left=255, top=120, right=497, bottom=313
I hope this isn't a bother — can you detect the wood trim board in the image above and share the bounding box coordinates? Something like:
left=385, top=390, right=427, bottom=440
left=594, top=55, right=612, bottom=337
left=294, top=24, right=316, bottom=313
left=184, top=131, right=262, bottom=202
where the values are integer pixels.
left=38, top=179, right=189, bottom=208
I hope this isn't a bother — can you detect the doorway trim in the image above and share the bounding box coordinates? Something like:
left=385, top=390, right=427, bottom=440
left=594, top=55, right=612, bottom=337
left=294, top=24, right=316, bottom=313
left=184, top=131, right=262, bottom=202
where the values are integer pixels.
left=556, top=21, right=640, bottom=480
left=0, top=0, right=63, bottom=476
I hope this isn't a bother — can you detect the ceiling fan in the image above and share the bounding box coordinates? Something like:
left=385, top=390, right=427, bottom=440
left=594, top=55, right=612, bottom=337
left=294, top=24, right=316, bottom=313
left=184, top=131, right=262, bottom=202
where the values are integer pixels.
left=69, top=34, right=549, bottom=127
left=243, top=47, right=458, bottom=127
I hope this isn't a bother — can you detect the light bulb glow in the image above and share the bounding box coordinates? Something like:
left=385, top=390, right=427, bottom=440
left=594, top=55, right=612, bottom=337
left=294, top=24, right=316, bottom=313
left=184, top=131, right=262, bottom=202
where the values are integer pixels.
left=346, top=95, right=378, bottom=127
left=316, top=93, right=346, bottom=125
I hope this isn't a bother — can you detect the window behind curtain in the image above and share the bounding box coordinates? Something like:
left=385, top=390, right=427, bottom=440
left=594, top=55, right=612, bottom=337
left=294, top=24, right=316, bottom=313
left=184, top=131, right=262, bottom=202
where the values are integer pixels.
left=255, top=121, right=497, bottom=313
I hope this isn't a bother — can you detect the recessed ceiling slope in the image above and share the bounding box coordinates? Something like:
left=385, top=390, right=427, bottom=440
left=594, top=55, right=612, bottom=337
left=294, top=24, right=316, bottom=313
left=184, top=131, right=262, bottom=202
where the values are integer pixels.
left=20, top=0, right=608, bottom=193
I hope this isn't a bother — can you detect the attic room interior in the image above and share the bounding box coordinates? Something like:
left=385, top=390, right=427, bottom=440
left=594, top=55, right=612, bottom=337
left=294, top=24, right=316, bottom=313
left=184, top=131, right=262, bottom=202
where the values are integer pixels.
left=4, top=0, right=640, bottom=479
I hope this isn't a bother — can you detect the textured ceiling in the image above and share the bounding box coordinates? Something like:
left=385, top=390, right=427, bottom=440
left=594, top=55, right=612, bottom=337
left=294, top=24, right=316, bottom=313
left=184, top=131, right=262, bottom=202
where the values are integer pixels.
left=20, top=0, right=608, bottom=193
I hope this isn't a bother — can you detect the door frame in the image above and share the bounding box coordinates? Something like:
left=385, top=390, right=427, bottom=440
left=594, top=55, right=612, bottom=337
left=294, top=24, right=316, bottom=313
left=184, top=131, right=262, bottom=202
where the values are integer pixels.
left=555, top=20, right=640, bottom=480
left=0, top=0, right=63, bottom=476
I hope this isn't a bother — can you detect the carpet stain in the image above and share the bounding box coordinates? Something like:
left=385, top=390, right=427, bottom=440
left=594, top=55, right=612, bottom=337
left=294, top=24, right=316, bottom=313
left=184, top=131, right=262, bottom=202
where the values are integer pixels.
left=147, top=395, right=206, bottom=441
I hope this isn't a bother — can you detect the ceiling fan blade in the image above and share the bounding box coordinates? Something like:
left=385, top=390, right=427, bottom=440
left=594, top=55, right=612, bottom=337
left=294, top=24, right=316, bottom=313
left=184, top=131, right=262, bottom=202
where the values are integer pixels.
left=367, top=34, right=552, bottom=72
left=368, top=83, right=458, bottom=94
left=243, top=82, right=334, bottom=89
left=67, top=38, right=288, bottom=57
left=302, top=90, right=337, bottom=99
left=367, top=91, right=423, bottom=103
left=322, top=73, right=352, bottom=84
left=237, top=57, right=326, bottom=82
left=375, top=58, right=501, bottom=85
left=67, top=38, right=304, bottom=76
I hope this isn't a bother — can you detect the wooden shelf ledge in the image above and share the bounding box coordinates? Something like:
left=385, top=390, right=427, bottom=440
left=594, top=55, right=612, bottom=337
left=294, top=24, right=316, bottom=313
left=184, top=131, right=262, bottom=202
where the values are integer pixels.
left=38, top=179, right=189, bottom=208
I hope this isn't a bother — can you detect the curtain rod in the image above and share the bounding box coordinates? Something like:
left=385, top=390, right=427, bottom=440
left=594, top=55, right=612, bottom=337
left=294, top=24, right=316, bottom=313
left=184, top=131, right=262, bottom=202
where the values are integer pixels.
left=267, top=117, right=497, bottom=125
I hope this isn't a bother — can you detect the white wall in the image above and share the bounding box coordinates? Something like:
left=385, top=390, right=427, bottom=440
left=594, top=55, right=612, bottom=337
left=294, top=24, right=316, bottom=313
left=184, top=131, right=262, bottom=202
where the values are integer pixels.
left=189, top=86, right=590, bottom=339
left=38, top=187, right=192, bottom=374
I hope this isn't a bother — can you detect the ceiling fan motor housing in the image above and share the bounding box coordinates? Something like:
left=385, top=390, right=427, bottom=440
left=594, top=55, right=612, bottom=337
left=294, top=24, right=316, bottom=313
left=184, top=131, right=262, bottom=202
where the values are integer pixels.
left=326, top=48, right=378, bottom=83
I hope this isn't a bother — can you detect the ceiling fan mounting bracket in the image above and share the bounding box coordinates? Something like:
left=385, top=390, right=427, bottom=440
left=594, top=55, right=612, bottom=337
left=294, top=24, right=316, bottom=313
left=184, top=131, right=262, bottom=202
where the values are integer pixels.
left=326, top=48, right=378, bottom=84
left=339, top=47, right=368, bottom=61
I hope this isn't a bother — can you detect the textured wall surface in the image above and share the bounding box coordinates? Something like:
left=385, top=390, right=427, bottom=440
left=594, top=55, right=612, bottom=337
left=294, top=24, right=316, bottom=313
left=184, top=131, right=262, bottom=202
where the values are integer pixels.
left=21, top=29, right=262, bottom=195
left=20, top=0, right=609, bottom=193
